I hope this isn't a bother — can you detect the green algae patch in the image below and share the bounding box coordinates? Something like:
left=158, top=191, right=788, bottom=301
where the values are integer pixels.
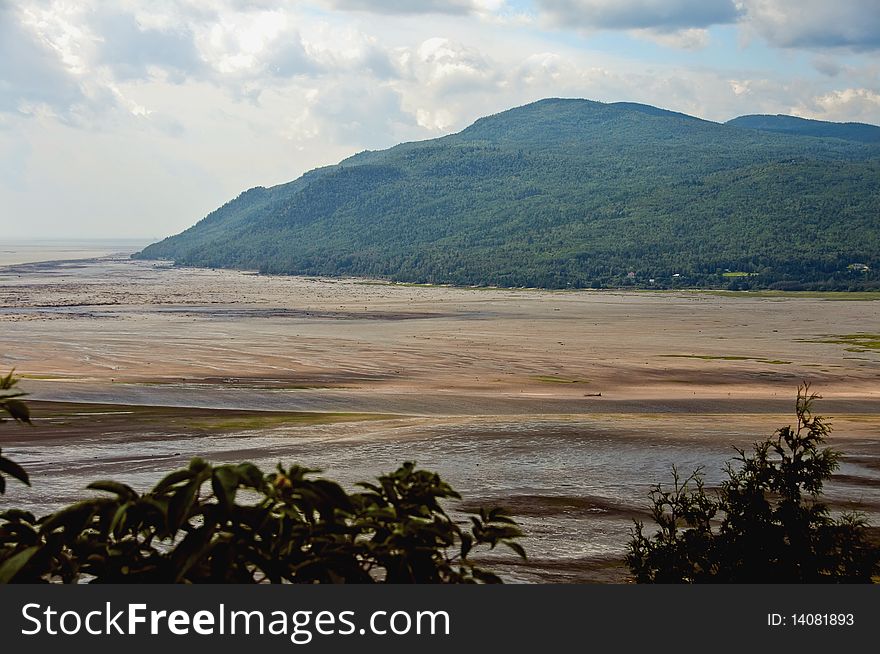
left=801, top=333, right=880, bottom=353
left=533, top=375, right=590, bottom=384
left=696, top=290, right=880, bottom=301
left=661, top=355, right=791, bottom=364
left=186, top=412, right=400, bottom=431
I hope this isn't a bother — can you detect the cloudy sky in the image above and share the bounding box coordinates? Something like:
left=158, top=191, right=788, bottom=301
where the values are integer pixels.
left=2, top=0, right=879, bottom=239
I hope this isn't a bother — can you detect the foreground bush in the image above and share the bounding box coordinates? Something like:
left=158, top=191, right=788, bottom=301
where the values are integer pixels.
left=0, top=371, right=30, bottom=496
left=627, top=385, right=879, bottom=582
left=1, top=460, right=523, bottom=584
left=0, top=375, right=523, bottom=584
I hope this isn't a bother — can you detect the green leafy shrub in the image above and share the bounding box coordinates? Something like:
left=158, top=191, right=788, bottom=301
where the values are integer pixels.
left=627, top=385, right=879, bottom=582
left=0, top=371, right=523, bottom=583
left=0, top=458, right=524, bottom=584
left=0, top=371, right=30, bottom=496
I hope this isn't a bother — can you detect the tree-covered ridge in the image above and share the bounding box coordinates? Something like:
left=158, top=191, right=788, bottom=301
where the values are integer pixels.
left=136, top=98, right=880, bottom=290
left=727, top=114, right=880, bottom=144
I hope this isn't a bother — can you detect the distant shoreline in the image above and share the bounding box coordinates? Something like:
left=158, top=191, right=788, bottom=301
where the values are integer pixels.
left=130, top=256, right=880, bottom=298
left=0, top=239, right=152, bottom=267
left=4, top=251, right=880, bottom=298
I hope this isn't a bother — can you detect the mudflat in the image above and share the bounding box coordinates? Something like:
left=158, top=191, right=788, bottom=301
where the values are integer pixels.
left=2, top=256, right=879, bottom=581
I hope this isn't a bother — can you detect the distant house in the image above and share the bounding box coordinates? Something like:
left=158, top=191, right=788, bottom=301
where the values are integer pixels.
left=627, top=271, right=636, bottom=279
left=847, top=263, right=870, bottom=272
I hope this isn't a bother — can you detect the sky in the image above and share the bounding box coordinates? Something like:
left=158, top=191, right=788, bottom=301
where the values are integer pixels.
left=1, top=0, right=879, bottom=240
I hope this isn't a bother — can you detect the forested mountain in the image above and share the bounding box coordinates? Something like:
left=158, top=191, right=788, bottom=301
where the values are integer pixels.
left=727, top=114, right=880, bottom=144
left=136, top=99, right=880, bottom=290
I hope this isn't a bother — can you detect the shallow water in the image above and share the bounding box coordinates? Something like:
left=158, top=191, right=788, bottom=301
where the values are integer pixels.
left=0, top=239, right=149, bottom=267
left=5, top=415, right=879, bottom=582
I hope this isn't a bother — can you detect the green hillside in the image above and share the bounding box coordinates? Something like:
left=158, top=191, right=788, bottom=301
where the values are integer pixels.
left=727, top=114, right=880, bottom=144
left=136, top=98, right=880, bottom=290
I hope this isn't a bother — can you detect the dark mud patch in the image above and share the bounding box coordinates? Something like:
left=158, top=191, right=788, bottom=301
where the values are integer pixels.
left=151, top=306, right=459, bottom=321
left=838, top=454, right=880, bottom=473
left=634, top=365, right=803, bottom=386
left=460, top=493, right=650, bottom=521
left=0, top=400, right=399, bottom=445
left=501, top=555, right=631, bottom=584
left=148, top=371, right=394, bottom=389
left=0, top=308, right=120, bottom=321
left=830, top=473, right=880, bottom=489
left=0, top=259, right=101, bottom=275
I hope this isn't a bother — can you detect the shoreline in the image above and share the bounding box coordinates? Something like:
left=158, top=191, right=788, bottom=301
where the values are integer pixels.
left=4, top=252, right=879, bottom=297
left=133, top=256, right=880, bottom=297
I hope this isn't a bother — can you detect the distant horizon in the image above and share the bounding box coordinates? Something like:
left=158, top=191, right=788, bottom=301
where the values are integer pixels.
left=3, top=237, right=158, bottom=243
left=0, top=238, right=153, bottom=267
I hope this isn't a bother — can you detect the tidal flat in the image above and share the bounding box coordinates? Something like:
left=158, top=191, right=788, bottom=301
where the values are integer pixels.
left=1, top=256, right=879, bottom=582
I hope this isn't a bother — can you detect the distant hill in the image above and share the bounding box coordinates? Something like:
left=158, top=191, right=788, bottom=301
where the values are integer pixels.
left=136, top=99, right=880, bottom=290
left=727, top=114, right=880, bottom=144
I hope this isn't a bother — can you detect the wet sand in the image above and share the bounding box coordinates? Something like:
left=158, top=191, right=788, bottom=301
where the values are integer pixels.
left=1, top=256, right=879, bottom=582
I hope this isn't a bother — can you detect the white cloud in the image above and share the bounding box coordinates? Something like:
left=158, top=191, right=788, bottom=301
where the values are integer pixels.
left=800, top=88, right=880, bottom=123
left=17, top=1, right=97, bottom=76
left=410, top=38, right=499, bottom=93
left=811, top=56, right=844, bottom=77
left=536, top=0, right=740, bottom=31
left=729, top=79, right=753, bottom=96
left=0, top=5, right=89, bottom=118
left=739, top=0, right=880, bottom=51
left=536, top=0, right=880, bottom=53
left=91, top=11, right=204, bottom=82
left=516, top=52, right=566, bottom=85
left=275, top=79, right=417, bottom=148
left=299, top=23, right=395, bottom=79
left=631, top=27, right=710, bottom=50
left=321, top=1, right=503, bottom=15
